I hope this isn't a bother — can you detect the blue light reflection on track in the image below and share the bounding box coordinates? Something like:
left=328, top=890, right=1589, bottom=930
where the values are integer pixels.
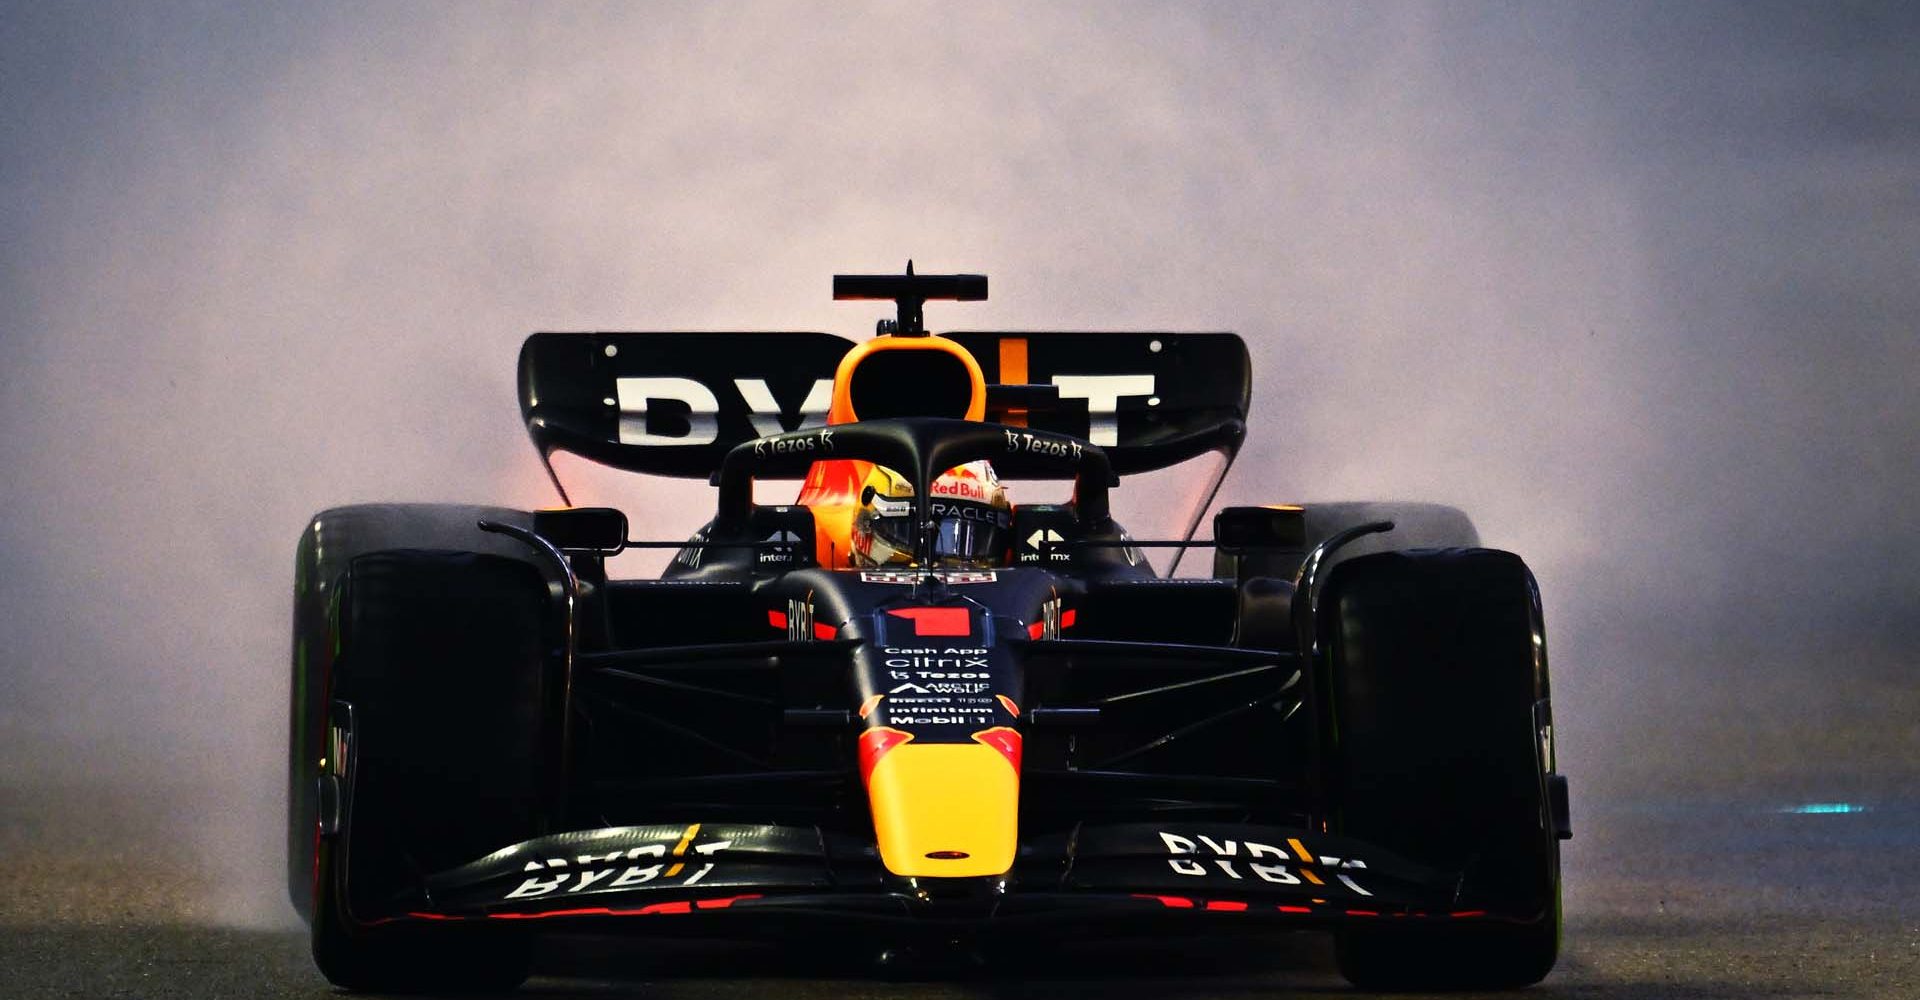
left=1779, top=803, right=1870, bottom=815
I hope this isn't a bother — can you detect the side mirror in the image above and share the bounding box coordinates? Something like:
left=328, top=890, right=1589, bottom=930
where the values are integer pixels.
left=1213, top=505, right=1307, bottom=582
left=532, top=507, right=628, bottom=553
left=1215, top=504, right=1307, bottom=549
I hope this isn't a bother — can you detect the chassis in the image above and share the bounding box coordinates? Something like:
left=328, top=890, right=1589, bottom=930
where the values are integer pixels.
left=287, top=270, right=1571, bottom=991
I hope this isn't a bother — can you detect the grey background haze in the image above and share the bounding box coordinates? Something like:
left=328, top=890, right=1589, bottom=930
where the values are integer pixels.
left=3, top=1, right=1916, bottom=928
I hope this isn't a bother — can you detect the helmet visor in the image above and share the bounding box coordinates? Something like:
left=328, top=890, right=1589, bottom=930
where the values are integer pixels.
left=929, top=499, right=1011, bottom=567
left=866, top=511, right=918, bottom=558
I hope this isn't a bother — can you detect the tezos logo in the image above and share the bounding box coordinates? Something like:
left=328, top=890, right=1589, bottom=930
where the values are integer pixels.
left=1004, top=429, right=1083, bottom=461
left=752, top=429, right=833, bottom=458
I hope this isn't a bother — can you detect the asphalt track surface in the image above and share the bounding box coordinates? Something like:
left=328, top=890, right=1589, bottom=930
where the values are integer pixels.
left=5, top=756, right=1917, bottom=998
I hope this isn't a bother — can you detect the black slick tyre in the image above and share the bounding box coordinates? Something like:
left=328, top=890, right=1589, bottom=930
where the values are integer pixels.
left=1320, top=548, right=1560, bottom=991
left=310, top=550, right=554, bottom=992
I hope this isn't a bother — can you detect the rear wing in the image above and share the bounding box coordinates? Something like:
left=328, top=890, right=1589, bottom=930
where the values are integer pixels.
left=945, top=331, right=1248, bottom=474
left=518, top=330, right=1248, bottom=480
left=519, top=331, right=855, bottom=479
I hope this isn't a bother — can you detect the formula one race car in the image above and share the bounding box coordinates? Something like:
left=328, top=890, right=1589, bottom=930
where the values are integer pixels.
left=287, top=267, right=1572, bottom=992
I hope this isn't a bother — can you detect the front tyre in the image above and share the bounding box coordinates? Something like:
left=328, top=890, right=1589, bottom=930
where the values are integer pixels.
left=310, top=550, right=555, bottom=992
left=1321, top=548, right=1562, bottom=991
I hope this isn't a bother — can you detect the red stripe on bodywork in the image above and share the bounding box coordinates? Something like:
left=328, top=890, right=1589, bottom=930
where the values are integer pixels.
left=858, top=727, right=913, bottom=786
left=888, top=606, right=971, bottom=636
left=1133, top=894, right=1196, bottom=909
left=1204, top=900, right=1248, bottom=912
left=490, top=907, right=614, bottom=920
left=768, top=609, right=789, bottom=629
left=813, top=622, right=837, bottom=640
left=972, top=727, right=1022, bottom=772
left=483, top=895, right=763, bottom=921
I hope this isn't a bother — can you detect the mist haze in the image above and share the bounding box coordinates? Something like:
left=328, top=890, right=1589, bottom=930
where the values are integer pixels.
left=4, top=0, right=1916, bottom=932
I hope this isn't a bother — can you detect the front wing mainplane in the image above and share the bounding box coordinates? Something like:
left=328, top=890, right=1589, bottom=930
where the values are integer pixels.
left=371, top=820, right=1507, bottom=935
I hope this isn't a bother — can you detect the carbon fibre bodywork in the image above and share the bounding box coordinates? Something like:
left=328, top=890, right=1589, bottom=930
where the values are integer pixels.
left=288, top=481, right=1556, bottom=937
left=288, top=271, right=1568, bottom=987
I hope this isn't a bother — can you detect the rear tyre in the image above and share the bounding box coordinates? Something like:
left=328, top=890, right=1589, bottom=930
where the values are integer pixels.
left=1321, top=548, right=1560, bottom=991
left=310, top=550, right=554, bottom=992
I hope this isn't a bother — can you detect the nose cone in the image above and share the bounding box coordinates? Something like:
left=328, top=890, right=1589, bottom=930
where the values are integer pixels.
left=862, top=728, right=1022, bottom=878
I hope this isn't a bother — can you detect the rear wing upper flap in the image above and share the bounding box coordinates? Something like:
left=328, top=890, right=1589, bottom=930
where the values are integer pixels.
left=519, top=330, right=1249, bottom=480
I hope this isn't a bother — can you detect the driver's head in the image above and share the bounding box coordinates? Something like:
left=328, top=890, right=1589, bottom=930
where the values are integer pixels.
left=851, top=461, right=1012, bottom=569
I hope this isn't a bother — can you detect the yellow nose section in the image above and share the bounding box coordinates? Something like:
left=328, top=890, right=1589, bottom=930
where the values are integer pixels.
left=866, top=737, right=1020, bottom=877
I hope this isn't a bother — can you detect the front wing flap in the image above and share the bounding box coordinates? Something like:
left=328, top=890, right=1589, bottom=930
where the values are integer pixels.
left=422, top=823, right=863, bottom=912
left=1056, top=822, right=1453, bottom=904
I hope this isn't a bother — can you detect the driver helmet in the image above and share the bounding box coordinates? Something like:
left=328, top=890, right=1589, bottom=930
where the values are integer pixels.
left=851, top=460, right=1012, bottom=568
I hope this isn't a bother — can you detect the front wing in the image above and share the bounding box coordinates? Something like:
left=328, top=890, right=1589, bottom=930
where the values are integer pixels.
left=362, top=821, right=1522, bottom=935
